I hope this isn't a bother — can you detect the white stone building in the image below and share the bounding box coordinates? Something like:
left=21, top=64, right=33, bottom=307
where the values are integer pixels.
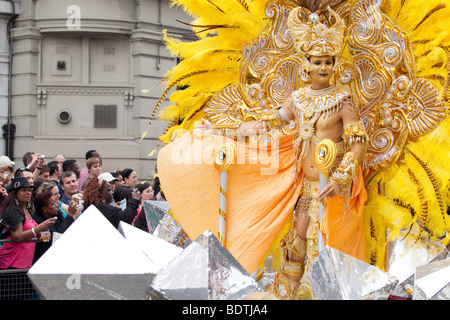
left=3, top=0, right=195, bottom=180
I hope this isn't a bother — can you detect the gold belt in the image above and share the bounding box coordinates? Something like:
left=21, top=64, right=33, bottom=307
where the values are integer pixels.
left=302, top=178, right=320, bottom=199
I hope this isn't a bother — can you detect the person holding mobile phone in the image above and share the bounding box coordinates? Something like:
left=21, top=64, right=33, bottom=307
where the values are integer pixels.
left=32, top=182, right=82, bottom=263
left=0, top=177, right=55, bottom=270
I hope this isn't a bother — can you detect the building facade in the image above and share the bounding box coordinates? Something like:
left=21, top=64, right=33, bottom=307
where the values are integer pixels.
left=6, top=0, right=195, bottom=179
left=0, top=1, right=19, bottom=157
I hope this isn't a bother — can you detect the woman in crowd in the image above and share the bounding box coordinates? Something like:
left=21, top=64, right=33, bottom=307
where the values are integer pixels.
left=83, top=178, right=140, bottom=228
left=0, top=177, right=55, bottom=270
left=111, top=171, right=125, bottom=191
left=32, top=184, right=82, bottom=263
left=81, top=157, right=102, bottom=191
left=120, top=168, right=138, bottom=189
left=137, top=182, right=154, bottom=204
left=132, top=182, right=154, bottom=232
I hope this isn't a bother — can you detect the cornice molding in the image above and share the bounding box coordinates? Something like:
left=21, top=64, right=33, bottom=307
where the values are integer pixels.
left=36, top=85, right=135, bottom=108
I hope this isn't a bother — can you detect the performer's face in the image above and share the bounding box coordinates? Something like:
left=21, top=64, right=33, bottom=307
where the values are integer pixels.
left=309, top=55, right=334, bottom=89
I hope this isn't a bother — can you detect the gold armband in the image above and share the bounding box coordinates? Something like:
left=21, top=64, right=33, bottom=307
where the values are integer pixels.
left=343, top=121, right=369, bottom=145
left=260, top=107, right=285, bottom=129
left=330, top=151, right=359, bottom=191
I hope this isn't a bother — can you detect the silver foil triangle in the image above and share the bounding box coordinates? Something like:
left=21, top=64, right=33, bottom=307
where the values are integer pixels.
left=28, top=205, right=156, bottom=300
left=413, top=258, right=450, bottom=300
left=387, top=232, right=447, bottom=298
left=143, top=200, right=192, bottom=248
left=118, top=221, right=182, bottom=272
left=148, top=230, right=260, bottom=300
left=309, top=246, right=398, bottom=300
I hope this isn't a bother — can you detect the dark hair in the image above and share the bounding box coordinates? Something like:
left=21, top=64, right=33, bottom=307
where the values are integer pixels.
left=85, top=150, right=97, bottom=160
left=111, top=171, right=121, bottom=179
left=33, top=180, right=57, bottom=198
left=22, top=152, right=34, bottom=166
left=62, top=159, right=77, bottom=172
left=136, top=182, right=151, bottom=194
left=113, top=186, right=133, bottom=203
left=14, top=167, right=32, bottom=178
left=34, top=190, right=54, bottom=214
left=120, top=168, right=134, bottom=179
left=152, top=176, right=161, bottom=196
left=47, top=161, right=60, bottom=176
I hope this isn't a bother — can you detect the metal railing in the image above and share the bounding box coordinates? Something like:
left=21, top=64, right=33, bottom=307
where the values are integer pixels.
left=0, top=239, right=43, bottom=300
left=0, top=268, right=40, bottom=300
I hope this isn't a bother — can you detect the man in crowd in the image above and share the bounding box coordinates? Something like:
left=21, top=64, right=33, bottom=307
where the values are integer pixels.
left=60, top=171, right=82, bottom=205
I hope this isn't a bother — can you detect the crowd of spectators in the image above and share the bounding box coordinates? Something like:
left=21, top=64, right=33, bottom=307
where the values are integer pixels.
left=0, top=150, right=164, bottom=272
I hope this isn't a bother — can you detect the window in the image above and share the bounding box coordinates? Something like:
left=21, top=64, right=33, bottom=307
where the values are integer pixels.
left=103, top=64, right=116, bottom=72
left=103, top=47, right=116, bottom=56
left=94, top=105, right=117, bottom=128
left=57, top=61, right=67, bottom=71
left=56, top=46, right=68, bottom=55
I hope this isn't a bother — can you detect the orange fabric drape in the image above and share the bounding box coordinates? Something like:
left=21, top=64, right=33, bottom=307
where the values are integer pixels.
left=157, top=130, right=302, bottom=273
left=157, top=129, right=366, bottom=273
left=321, top=168, right=366, bottom=261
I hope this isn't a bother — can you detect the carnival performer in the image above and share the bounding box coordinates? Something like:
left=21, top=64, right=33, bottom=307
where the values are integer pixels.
left=157, top=5, right=368, bottom=300
left=152, top=0, right=450, bottom=301
left=240, top=7, right=369, bottom=300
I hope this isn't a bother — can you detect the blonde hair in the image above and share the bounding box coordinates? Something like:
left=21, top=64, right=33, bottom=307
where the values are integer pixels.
left=86, top=157, right=101, bottom=169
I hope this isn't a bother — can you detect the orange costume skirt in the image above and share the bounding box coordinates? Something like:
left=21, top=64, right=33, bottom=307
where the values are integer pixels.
left=157, top=129, right=366, bottom=274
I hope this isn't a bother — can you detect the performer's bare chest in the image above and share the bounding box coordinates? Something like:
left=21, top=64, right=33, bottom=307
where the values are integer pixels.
left=301, top=112, right=343, bottom=180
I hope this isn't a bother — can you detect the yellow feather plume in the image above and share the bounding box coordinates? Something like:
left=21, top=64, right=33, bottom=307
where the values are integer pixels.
left=145, top=0, right=271, bottom=144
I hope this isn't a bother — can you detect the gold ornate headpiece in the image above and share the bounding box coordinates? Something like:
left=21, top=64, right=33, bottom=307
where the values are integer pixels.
left=287, top=7, right=345, bottom=57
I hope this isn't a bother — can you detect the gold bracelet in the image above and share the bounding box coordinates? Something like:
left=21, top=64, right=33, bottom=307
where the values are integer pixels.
left=260, top=107, right=285, bottom=129
left=343, top=120, right=369, bottom=145
left=330, top=151, right=359, bottom=191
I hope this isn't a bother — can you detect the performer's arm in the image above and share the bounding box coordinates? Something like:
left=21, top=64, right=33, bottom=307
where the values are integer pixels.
left=238, top=98, right=295, bottom=136
left=339, top=98, right=367, bottom=165
left=319, top=98, right=368, bottom=201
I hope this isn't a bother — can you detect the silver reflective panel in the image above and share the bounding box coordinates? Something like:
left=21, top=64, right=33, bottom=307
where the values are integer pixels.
left=118, top=221, right=182, bottom=271
left=144, top=200, right=192, bottom=248
left=28, top=206, right=158, bottom=300
left=148, top=230, right=260, bottom=300
left=387, top=232, right=447, bottom=298
left=309, top=246, right=398, bottom=300
left=413, top=258, right=450, bottom=300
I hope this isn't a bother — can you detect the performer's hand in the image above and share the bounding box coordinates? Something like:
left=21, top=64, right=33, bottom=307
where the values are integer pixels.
left=318, top=181, right=340, bottom=202
left=239, top=121, right=265, bottom=137
left=194, top=118, right=213, bottom=134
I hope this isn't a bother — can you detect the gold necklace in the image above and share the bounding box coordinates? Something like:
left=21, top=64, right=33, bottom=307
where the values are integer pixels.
left=291, top=86, right=351, bottom=142
left=292, top=86, right=350, bottom=119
